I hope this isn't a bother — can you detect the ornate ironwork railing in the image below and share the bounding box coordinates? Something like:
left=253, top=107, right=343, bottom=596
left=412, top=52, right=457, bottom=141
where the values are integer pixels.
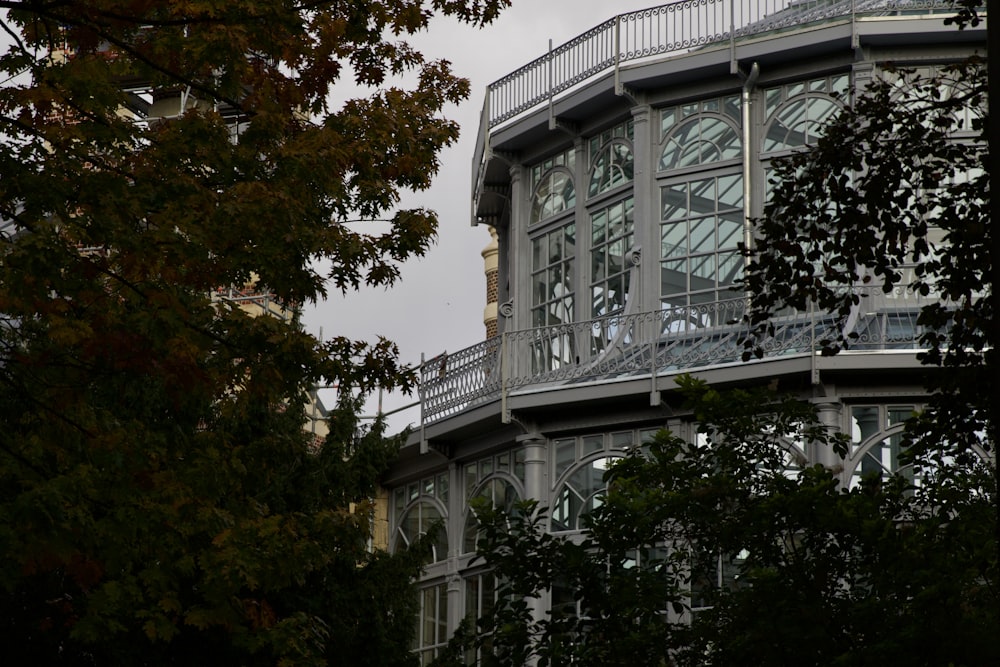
left=473, top=0, right=965, bottom=211
left=484, top=0, right=958, bottom=129
left=418, top=290, right=939, bottom=424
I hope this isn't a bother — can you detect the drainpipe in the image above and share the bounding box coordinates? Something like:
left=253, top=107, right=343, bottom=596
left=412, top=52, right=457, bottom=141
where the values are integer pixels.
left=741, top=62, right=759, bottom=256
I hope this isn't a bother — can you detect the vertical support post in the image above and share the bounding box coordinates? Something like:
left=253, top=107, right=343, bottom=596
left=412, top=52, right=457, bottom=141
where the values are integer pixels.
left=419, top=352, right=428, bottom=453
left=850, top=0, right=859, bottom=50
left=741, top=62, right=759, bottom=265
left=501, top=331, right=510, bottom=424
left=729, top=0, right=737, bottom=74
left=810, top=300, right=820, bottom=385
left=614, top=14, right=622, bottom=95
left=547, top=39, right=556, bottom=130
left=518, top=432, right=549, bottom=646
left=813, top=400, right=845, bottom=486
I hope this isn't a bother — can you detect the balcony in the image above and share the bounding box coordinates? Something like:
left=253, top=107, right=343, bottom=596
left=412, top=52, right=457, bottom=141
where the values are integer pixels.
left=473, top=0, right=967, bottom=217
left=419, top=291, right=936, bottom=425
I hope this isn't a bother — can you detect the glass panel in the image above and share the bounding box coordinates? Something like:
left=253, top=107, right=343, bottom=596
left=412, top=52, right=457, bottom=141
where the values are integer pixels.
left=465, top=463, right=478, bottom=498
left=551, top=485, right=582, bottom=532
left=661, top=259, right=687, bottom=296
left=402, top=507, right=420, bottom=545
left=394, top=487, right=404, bottom=515
left=888, top=406, right=913, bottom=428
left=661, top=107, right=677, bottom=137
left=662, top=184, right=688, bottom=220
left=422, top=588, right=435, bottom=645
left=689, top=178, right=716, bottom=216
left=662, top=222, right=686, bottom=258
left=582, top=434, right=604, bottom=455
left=717, top=173, right=743, bottom=208
left=531, top=236, right=545, bottom=272
left=718, top=251, right=743, bottom=286
left=611, top=431, right=634, bottom=450
left=555, top=438, right=576, bottom=479
left=690, top=217, right=715, bottom=254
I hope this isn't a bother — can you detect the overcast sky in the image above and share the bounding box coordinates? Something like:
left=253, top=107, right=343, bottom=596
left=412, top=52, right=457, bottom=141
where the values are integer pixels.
left=304, top=1, right=658, bottom=431
left=1, top=2, right=661, bottom=432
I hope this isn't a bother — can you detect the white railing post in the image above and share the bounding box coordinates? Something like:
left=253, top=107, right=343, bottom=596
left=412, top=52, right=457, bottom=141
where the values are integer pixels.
left=851, top=0, right=859, bottom=49
left=500, top=331, right=510, bottom=423
left=419, top=352, right=428, bottom=453
left=547, top=39, right=555, bottom=130
left=614, top=13, right=622, bottom=96
left=730, top=0, right=737, bottom=73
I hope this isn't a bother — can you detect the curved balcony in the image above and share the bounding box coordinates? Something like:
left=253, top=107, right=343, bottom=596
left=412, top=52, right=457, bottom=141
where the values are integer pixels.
left=419, top=290, right=939, bottom=425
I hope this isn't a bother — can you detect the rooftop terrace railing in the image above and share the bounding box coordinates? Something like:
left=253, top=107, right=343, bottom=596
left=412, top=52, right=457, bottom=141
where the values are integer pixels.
left=485, top=0, right=957, bottom=129
left=472, top=0, right=964, bottom=207
left=419, top=291, right=936, bottom=425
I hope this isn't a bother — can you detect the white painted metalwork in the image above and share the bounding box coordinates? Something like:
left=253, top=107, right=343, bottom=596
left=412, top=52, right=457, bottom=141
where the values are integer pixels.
left=471, top=0, right=963, bottom=220
left=419, top=290, right=937, bottom=424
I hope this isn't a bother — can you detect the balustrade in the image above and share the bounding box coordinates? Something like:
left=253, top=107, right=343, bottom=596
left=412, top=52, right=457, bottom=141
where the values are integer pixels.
left=419, top=290, right=937, bottom=424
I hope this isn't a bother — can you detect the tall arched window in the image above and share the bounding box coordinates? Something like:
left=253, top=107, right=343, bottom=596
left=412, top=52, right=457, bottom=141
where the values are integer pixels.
left=658, top=95, right=744, bottom=311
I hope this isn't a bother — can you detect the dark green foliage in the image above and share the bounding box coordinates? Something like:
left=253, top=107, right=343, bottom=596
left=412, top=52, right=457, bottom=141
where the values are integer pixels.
left=742, top=57, right=990, bottom=463
left=452, top=378, right=998, bottom=667
left=0, top=1, right=509, bottom=664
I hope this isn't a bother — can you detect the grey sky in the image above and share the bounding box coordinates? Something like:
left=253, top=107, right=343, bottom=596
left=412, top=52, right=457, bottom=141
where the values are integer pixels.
left=304, top=1, right=657, bottom=429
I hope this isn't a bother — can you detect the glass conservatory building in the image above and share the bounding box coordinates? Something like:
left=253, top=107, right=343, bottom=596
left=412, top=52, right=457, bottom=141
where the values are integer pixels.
left=383, top=2, right=987, bottom=662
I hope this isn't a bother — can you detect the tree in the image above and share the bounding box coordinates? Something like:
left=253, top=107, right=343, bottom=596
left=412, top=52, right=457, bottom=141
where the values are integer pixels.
left=0, top=1, right=508, bottom=664
left=447, top=17, right=996, bottom=667
left=450, top=378, right=998, bottom=667
left=742, top=55, right=991, bottom=469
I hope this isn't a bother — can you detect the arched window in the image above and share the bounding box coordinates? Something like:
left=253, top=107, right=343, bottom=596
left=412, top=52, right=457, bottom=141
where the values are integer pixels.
left=463, top=477, right=521, bottom=554
left=658, top=95, right=744, bottom=311
left=530, top=147, right=577, bottom=225
left=394, top=487, right=448, bottom=563
left=762, top=73, right=848, bottom=153
left=588, top=118, right=635, bottom=197
left=551, top=455, right=622, bottom=532
left=661, top=116, right=741, bottom=170
left=848, top=405, right=917, bottom=488
left=530, top=168, right=576, bottom=224
left=395, top=500, right=448, bottom=562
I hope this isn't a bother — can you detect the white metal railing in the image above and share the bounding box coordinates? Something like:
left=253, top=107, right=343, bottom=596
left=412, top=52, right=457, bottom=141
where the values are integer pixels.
left=418, top=290, right=939, bottom=425
left=472, top=0, right=965, bottom=211
left=485, top=0, right=957, bottom=128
